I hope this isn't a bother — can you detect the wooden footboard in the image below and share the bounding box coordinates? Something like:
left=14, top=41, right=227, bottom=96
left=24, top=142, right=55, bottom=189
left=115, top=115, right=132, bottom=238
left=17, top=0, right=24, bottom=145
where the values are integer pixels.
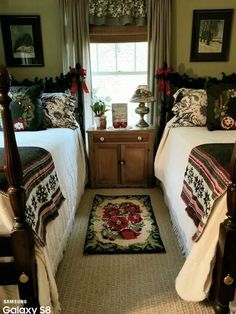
left=209, top=143, right=236, bottom=313
left=0, top=65, right=39, bottom=309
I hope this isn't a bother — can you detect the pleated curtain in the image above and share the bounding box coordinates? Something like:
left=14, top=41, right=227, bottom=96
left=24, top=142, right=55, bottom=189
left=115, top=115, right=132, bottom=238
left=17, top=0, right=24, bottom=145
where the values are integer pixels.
left=147, top=0, right=172, bottom=127
left=59, top=0, right=93, bottom=133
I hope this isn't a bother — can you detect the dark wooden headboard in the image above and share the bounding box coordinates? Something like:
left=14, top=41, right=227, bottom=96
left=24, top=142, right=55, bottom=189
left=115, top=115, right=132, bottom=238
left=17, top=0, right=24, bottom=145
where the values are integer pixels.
left=10, top=63, right=86, bottom=140
left=157, top=70, right=236, bottom=143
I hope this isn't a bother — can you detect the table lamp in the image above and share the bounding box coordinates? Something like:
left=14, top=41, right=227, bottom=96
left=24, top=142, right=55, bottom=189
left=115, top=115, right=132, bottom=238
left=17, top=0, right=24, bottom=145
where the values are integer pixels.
left=130, top=85, right=155, bottom=128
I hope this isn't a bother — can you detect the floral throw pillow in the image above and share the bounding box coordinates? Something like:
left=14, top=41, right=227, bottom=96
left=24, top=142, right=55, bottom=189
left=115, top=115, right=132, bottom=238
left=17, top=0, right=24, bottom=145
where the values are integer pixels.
left=41, top=93, right=77, bottom=129
left=206, top=83, right=236, bottom=131
left=171, top=88, right=207, bottom=127
left=9, top=84, right=45, bottom=131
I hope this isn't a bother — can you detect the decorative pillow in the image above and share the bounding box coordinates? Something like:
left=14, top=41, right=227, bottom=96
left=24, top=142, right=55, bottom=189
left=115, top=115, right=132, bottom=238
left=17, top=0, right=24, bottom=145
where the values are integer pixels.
left=41, top=93, right=77, bottom=129
left=206, top=83, right=236, bottom=131
left=9, top=84, right=45, bottom=131
left=171, top=88, right=207, bottom=127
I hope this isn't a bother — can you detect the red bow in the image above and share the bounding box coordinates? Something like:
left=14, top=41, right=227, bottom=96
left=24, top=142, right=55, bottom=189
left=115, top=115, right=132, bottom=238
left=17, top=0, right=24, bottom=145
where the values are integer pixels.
left=69, top=67, right=89, bottom=94
left=156, top=66, right=172, bottom=96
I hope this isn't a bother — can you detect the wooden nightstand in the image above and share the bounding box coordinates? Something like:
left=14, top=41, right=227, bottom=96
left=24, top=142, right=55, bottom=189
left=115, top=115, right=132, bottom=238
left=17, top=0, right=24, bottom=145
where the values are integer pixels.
left=87, top=127, right=155, bottom=188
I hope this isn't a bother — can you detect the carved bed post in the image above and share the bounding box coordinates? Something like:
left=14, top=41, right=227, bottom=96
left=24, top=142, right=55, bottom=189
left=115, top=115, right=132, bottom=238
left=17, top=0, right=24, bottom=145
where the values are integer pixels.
left=0, top=65, right=39, bottom=309
left=156, top=62, right=172, bottom=145
left=75, top=62, right=85, bottom=140
left=210, top=141, right=236, bottom=313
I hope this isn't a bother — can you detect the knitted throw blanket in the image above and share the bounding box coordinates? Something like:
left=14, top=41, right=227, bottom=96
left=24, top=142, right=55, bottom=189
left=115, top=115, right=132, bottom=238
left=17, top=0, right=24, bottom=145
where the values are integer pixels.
left=0, top=147, right=65, bottom=245
left=181, top=143, right=233, bottom=242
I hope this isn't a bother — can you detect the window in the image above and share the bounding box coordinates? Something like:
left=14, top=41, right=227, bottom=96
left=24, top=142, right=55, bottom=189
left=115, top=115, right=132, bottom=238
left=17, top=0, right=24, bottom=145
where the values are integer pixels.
left=90, top=42, right=148, bottom=127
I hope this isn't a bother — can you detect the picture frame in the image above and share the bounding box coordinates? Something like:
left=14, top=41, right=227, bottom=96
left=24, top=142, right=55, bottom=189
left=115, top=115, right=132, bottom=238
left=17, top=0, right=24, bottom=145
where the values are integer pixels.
left=112, top=103, right=127, bottom=125
left=190, top=9, right=233, bottom=62
left=1, top=15, right=44, bottom=67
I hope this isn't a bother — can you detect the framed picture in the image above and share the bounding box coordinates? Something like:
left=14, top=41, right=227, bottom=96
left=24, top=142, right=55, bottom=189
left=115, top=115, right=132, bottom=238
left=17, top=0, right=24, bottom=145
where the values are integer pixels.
left=112, top=103, right=127, bottom=127
left=190, top=9, right=233, bottom=62
left=1, top=15, right=44, bottom=67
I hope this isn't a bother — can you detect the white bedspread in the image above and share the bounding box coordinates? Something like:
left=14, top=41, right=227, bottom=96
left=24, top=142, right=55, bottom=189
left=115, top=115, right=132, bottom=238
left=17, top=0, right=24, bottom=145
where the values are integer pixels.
left=0, top=127, right=87, bottom=313
left=154, top=118, right=236, bottom=303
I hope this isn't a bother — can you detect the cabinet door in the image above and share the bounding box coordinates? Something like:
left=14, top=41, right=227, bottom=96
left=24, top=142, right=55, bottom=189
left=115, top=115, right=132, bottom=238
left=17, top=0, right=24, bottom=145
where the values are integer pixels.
left=93, top=143, right=120, bottom=187
left=121, top=143, right=148, bottom=186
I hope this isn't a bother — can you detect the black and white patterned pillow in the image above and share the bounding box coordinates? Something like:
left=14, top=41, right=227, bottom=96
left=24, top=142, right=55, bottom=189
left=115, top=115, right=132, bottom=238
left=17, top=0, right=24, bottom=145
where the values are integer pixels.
left=171, top=88, right=207, bottom=127
left=41, top=93, right=77, bottom=129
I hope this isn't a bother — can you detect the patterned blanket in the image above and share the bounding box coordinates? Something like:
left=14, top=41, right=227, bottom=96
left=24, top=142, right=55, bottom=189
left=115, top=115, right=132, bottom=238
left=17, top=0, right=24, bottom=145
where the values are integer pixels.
left=0, top=147, right=65, bottom=245
left=181, top=143, right=233, bottom=242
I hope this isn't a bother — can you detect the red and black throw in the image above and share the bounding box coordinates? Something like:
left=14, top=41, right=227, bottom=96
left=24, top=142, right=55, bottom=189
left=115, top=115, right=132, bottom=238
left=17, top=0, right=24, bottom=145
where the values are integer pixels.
left=0, top=147, right=65, bottom=245
left=181, top=143, right=233, bottom=241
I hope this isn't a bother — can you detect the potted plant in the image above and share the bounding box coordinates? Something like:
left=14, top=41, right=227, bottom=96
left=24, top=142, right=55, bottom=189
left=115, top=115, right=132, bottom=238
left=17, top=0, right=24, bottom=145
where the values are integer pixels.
left=90, top=99, right=109, bottom=128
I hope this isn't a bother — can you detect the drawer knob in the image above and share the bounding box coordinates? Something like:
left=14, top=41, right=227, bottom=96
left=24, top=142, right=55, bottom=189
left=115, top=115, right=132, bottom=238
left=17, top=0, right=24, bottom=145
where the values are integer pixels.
left=224, top=274, right=234, bottom=285
left=100, top=137, right=105, bottom=142
left=137, top=136, right=143, bottom=141
left=19, top=272, right=29, bottom=283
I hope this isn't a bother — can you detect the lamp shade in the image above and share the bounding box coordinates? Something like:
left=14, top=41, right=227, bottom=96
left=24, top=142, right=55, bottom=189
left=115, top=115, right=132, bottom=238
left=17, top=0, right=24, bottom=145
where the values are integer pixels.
left=130, top=85, right=155, bottom=103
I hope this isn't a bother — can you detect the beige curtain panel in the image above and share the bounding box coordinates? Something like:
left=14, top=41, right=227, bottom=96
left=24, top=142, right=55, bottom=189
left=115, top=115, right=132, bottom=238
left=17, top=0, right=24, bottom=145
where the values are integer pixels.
left=59, top=0, right=93, bottom=134
left=147, top=0, right=172, bottom=127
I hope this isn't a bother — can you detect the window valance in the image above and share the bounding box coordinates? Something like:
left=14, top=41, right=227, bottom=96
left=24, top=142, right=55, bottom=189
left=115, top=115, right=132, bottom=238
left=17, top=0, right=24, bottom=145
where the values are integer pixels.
left=89, top=0, right=147, bottom=26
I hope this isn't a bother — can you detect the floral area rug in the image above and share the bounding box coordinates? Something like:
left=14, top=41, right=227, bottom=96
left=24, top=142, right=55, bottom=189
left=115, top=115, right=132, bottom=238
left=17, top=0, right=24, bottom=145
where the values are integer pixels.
left=84, top=195, right=166, bottom=254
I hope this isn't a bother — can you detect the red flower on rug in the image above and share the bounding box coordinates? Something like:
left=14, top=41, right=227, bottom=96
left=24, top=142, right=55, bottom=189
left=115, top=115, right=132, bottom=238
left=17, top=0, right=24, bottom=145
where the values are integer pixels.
left=107, top=216, right=129, bottom=231
left=128, top=213, right=142, bottom=223
left=121, top=203, right=141, bottom=214
left=103, top=204, right=120, bottom=218
left=101, top=201, right=144, bottom=241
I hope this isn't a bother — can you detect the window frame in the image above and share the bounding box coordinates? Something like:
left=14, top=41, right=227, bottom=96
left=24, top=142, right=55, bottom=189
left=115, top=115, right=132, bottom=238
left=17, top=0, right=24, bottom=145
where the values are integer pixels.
left=90, top=42, right=148, bottom=74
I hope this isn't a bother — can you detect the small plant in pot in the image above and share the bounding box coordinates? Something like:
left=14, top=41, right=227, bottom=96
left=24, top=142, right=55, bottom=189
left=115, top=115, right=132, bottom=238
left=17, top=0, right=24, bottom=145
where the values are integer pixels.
left=90, top=99, right=109, bottom=129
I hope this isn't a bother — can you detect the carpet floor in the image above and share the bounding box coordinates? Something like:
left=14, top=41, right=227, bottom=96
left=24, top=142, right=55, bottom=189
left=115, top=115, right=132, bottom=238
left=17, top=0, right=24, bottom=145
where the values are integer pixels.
left=56, top=187, right=214, bottom=314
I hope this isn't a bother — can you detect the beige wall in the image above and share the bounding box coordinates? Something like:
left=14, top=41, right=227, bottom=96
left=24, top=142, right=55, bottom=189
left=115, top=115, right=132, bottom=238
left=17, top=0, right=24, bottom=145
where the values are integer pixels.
left=0, top=0, right=62, bottom=80
left=0, top=0, right=235, bottom=80
left=172, top=0, right=236, bottom=78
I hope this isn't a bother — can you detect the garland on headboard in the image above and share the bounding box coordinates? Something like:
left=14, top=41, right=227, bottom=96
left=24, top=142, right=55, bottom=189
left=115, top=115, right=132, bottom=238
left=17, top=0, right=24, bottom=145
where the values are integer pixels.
left=11, top=71, right=75, bottom=92
left=168, top=71, right=236, bottom=89
left=10, top=63, right=88, bottom=139
left=10, top=62, right=88, bottom=93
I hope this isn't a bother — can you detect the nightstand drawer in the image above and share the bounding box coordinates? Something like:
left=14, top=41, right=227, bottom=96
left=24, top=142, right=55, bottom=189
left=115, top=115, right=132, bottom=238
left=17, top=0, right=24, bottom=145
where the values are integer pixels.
left=93, top=132, right=149, bottom=143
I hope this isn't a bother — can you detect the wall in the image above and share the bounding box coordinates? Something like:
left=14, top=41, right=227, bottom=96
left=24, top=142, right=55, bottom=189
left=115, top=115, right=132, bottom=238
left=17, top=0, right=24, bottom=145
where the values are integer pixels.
left=0, top=0, right=62, bottom=80
left=1, top=0, right=236, bottom=80
left=172, top=0, right=236, bottom=78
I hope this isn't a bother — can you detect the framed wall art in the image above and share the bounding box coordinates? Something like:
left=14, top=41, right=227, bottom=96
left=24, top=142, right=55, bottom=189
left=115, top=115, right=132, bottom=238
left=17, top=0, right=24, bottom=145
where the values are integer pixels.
left=112, top=103, right=127, bottom=128
left=190, top=9, right=233, bottom=62
left=1, top=15, right=44, bottom=67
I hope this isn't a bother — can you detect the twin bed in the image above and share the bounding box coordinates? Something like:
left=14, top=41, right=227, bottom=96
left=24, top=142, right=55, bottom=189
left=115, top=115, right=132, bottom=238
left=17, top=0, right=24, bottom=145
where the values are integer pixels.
left=155, top=72, right=236, bottom=313
left=0, top=65, right=87, bottom=313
